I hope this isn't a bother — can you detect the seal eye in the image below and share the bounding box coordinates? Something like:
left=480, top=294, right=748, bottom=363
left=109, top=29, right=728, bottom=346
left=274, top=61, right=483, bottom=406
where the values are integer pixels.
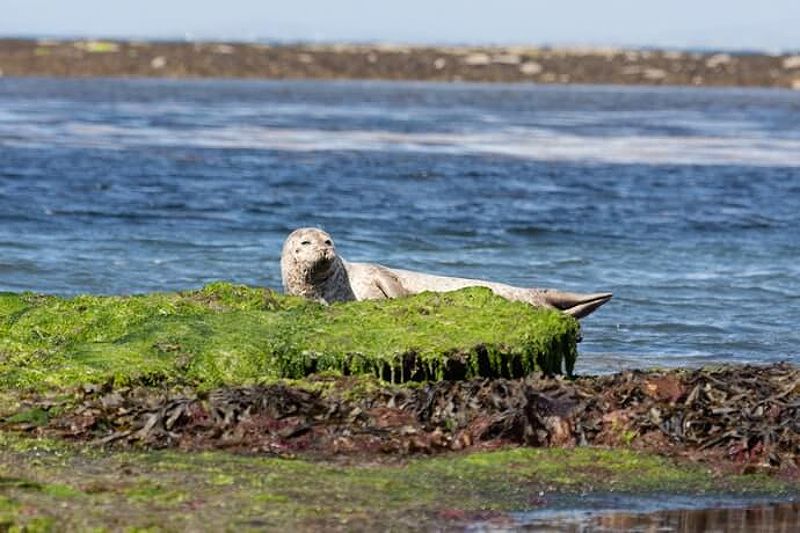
left=324, top=240, right=332, bottom=246
left=301, top=240, right=311, bottom=246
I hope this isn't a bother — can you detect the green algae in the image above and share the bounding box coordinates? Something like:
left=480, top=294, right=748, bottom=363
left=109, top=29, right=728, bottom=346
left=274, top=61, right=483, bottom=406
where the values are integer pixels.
left=0, top=433, right=793, bottom=531
left=0, top=283, right=580, bottom=390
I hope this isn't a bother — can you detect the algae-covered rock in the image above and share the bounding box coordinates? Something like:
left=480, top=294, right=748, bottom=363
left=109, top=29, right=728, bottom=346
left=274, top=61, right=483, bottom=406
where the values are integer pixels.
left=1, top=432, right=792, bottom=532
left=0, top=283, right=579, bottom=389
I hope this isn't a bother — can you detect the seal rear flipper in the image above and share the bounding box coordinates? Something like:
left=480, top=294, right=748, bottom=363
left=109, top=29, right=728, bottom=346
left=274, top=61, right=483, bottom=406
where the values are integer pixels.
left=542, top=290, right=613, bottom=319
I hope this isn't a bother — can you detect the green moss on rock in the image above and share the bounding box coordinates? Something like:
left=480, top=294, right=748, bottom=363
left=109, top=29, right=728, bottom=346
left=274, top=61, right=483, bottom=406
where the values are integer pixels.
left=0, top=283, right=580, bottom=389
left=0, top=433, right=793, bottom=531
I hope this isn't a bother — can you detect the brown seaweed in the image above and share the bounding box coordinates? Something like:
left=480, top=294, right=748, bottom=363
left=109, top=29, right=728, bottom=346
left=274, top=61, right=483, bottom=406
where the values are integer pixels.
left=3, top=364, right=798, bottom=473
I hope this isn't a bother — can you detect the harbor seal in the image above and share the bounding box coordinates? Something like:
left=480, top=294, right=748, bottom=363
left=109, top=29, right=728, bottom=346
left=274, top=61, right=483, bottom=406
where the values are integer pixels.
left=280, top=227, right=612, bottom=319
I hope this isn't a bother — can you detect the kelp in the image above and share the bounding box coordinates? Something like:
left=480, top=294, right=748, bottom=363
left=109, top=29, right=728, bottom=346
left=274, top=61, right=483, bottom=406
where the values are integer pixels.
left=6, top=364, right=797, bottom=474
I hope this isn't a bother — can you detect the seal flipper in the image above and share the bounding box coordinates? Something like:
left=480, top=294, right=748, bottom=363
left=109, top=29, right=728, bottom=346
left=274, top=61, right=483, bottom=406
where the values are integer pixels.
left=542, top=290, right=613, bottom=319
left=374, top=269, right=411, bottom=299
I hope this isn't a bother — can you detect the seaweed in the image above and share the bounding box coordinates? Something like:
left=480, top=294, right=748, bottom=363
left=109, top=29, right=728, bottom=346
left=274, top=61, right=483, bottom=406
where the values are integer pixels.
left=0, top=283, right=580, bottom=390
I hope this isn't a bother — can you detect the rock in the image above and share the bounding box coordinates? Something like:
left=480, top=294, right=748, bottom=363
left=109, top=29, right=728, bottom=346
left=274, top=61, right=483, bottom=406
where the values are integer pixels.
left=212, top=44, right=235, bottom=54
left=620, top=66, right=666, bottom=80
left=150, top=56, right=167, bottom=69
left=706, top=53, right=732, bottom=68
left=297, top=53, right=314, bottom=64
left=433, top=57, right=446, bottom=70
left=463, top=53, right=491, bottom=66
left=783, top=56, right=800, bottom=70
left=491, top=53, right=521, bottom=65
left=643, top=68, right=666, bottom=81
left=519, top=61, right=543, bottom=75
left=621, top=65, right=643, bottom=75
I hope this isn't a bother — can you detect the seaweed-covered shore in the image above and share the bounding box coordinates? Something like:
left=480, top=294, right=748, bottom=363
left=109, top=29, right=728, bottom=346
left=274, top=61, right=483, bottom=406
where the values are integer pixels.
left=1, top=283, right=797, bottom=471
left=4, top=363, right=798, bottom=476
left=3, top=432, right=792, bottom=531
left=2, top=38, right=800, bottom=88
left=2, top=364, right=799, bottom=530
left=1, top=283, right=798, bottom=529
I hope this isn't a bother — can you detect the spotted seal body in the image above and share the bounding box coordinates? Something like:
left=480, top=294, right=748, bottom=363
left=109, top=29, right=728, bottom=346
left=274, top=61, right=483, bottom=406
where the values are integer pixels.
left=280, top=227, right=612, bottom=318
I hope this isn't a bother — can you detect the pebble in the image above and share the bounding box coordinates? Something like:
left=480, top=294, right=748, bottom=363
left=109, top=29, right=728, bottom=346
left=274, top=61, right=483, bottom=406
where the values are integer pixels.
left=150, top=56, right=167, bottom=69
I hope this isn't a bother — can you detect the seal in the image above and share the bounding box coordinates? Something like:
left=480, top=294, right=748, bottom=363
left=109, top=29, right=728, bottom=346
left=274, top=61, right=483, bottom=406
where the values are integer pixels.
left=280, top=227, right=612, bottom=318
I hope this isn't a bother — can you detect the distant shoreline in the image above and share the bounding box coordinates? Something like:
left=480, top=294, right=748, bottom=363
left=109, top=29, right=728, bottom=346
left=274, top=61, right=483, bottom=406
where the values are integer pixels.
left=1, top=38, right=800, bottom=88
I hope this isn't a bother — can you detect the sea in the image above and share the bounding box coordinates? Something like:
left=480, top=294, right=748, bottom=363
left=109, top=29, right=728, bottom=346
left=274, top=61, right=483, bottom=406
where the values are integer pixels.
left=0, top=78, right=798, bottom=374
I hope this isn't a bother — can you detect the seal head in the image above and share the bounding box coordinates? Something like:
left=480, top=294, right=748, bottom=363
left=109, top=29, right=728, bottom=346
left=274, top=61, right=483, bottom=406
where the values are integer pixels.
left=280, top=227, right=355, bottom=302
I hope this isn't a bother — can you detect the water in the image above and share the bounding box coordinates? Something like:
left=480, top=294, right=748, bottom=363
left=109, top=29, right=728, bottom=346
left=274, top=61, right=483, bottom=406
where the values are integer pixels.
left=504, top=494, right=800, bottom=532
left=0, top=78, right=798, bottom=373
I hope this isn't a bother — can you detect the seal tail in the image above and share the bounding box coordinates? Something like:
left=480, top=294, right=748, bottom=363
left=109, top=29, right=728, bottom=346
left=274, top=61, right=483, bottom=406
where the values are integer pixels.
left=543, top=290, right=613, bottom=319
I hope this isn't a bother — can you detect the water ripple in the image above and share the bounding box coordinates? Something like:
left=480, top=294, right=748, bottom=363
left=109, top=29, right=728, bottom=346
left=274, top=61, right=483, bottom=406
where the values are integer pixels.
left=1, top=78, right=799, bottom=368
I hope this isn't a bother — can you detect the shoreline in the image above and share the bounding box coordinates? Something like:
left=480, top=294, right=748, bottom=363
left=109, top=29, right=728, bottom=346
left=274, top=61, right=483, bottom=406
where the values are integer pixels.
left=2, top=364, right=799, bottom=529
left=1, top=283, right=798, bottom=528
left=0, top=284, right=797, bottom=472
left=1, top=433, right=795, bottom=530
left=1, top=38, right=800, bottom=88
left=4, top=363, right=799, bottom=475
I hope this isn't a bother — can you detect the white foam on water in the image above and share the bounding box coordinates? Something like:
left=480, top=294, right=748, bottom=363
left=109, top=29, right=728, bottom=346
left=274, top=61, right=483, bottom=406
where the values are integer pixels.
left=5, top=119, right=800, bottom=167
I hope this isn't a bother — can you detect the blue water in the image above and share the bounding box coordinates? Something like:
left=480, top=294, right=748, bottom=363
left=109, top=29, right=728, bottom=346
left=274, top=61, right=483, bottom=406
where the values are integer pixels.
left=505, top=493, right=800, bottom=532
left=1, top=78, right=798, bottom=373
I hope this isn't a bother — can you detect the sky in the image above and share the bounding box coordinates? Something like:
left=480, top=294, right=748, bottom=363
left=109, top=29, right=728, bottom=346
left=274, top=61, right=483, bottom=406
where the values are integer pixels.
left=3, top=0, right=799, bottom=51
